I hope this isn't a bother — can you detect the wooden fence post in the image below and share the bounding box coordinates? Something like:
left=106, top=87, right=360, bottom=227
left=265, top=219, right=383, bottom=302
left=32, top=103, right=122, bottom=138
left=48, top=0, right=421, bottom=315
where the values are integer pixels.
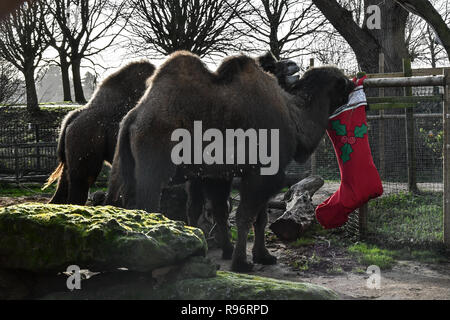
left=357, top=55, right=380, bottom=240
left=378, top=53, right=385, bottom=179
left=309, top=58, right=317, bottom=175
left=443, top=69, right=450, bottom=247
left=35, top=124, right=41, bottom=171
left=14, top=144, right=19, bottom=182
left=403, top=58, right=418, bottom=193
left=359, top=204, right=368, bottom=240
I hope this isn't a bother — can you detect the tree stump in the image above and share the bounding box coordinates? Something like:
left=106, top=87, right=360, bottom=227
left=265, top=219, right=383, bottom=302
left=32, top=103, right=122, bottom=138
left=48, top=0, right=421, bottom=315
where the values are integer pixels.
left=269, top=175, right=324, bottom=241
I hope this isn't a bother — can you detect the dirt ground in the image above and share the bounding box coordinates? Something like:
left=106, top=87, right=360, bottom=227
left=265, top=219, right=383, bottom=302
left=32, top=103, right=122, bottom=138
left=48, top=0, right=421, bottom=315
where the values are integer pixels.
left=210, top=183, right=450, bottom=300
left=0, top=195, right=50, bottom=207
left=208, top=241, right=450, bottom=300
left=2, top=192, right=450, bottom=300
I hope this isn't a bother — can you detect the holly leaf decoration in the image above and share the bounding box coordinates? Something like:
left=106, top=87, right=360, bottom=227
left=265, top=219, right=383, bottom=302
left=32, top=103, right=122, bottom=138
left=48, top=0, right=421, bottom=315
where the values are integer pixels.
left=331, top=120, right=346, bottom=136
left=341, top=143, right=353, bottom=163
left=354, top=123, right=368, bottom=138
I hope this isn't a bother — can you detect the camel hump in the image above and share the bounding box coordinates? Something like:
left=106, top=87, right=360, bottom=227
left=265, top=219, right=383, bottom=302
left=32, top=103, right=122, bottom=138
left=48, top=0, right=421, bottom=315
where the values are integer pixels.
left=99, top=60, right=156, bottom=89
left=154, top=51, right=209, bottom=80
left=214, top=55, right=259, bottom=84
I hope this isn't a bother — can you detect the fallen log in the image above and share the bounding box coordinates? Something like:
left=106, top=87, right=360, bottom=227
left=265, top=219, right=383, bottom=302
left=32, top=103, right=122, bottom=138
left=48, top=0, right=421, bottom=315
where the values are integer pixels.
left=269, top=175, right=324, bottom=241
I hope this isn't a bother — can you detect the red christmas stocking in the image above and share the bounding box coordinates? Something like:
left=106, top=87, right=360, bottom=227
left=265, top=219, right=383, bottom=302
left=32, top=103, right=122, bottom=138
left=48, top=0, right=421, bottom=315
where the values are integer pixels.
left=315, top=76, right=383, bottom=229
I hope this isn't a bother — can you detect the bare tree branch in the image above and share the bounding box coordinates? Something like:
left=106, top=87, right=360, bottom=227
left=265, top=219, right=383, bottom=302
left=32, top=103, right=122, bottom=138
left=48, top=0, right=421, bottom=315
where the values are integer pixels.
left=396, top=0, right=450, bottom=61
left=232, top=0, right=326, bottom=59
left=44, top=0, right=129, bottom=103
left=126, top=0, right=247, bottom=60
left=0, top=1, right=48, bottom=112
left=0, top=58, right=21, bottom=104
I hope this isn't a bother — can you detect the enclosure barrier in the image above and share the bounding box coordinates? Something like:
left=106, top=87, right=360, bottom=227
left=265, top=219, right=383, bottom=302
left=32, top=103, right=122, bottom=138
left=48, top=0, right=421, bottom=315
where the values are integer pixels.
left=357, top=65, right=450, bottom=247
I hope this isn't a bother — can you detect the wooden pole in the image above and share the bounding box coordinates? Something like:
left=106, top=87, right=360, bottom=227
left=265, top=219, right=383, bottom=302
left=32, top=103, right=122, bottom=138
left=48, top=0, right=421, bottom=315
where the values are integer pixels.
left=309, top=58, right=317, bottom=175
left=14, top=144, right=19, bottom=183
left=359, top=203, right=368, bottom=240
left=364, top=75, right=444, bottom=88
left=443, top=69, right=450, bottom=247
left=357, top=53, right=379, bottom=240
left=403, top=58, right=418, bottom=193
left=378, top=53, right=385, bottom=179
left=35, top=124, right=41, bottom=171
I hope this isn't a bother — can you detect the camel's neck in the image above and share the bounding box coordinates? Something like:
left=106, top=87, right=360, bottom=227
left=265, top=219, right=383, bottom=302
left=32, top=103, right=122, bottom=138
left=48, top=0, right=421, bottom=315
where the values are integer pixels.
left=287, top=94, right=331, bottom=163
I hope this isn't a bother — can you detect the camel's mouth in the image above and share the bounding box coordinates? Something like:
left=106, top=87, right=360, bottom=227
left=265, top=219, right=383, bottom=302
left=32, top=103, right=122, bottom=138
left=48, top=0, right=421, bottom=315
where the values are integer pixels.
left=282, top=59, right=300, bottom=86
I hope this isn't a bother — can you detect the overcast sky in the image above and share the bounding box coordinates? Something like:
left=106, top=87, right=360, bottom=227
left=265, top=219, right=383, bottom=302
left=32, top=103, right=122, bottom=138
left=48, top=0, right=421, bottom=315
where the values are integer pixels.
left=43, top=0, right=450, bottom=83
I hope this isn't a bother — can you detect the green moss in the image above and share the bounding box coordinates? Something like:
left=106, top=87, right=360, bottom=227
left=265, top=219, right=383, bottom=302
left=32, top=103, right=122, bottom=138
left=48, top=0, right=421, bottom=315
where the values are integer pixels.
left=290, top=237, right=315, bottom=247
left=326, top=266, right=344, bottom=275
left=37, top=259, right=338, bottom=300
left=0, top=203, right=207, bottom=272
left=290, top=252, right=321, bottom=272
left=158, top=271, right=339, bottom=300
left=352, top=267, right=366, bottom=274
left=348, top=243, right=396, bottom=269
left=393, top=248, right=449, bottom=264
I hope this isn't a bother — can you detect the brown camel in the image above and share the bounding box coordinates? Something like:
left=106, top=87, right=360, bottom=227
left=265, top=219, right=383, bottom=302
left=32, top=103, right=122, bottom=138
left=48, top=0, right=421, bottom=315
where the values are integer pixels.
left=105, top=51, right=354, bottom=272
left=45, top=53, right=298, bottom=207
left=44, top=60, right=156, bottom=205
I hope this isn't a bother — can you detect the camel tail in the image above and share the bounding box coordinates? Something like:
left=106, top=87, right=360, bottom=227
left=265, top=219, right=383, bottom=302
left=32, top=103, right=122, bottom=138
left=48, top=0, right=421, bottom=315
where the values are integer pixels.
left=42, top=109, right=81, bottom=190
left=42, top=162, right=64, bottom=190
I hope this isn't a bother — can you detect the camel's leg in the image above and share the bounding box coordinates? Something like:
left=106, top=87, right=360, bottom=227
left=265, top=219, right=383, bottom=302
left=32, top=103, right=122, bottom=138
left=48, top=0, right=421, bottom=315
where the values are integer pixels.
left=252, top=204, right=277, bottom=265
left=186, top=178, right=204, bottom=226
left=66, top=158, right=103, bottom=205
left=231, top=172, right=284, bottom=272
left=67, top=177, right=90, bottom=205
left=135, top=149, right=175, bottom=212
left=203, top=178, right=233, bottom=260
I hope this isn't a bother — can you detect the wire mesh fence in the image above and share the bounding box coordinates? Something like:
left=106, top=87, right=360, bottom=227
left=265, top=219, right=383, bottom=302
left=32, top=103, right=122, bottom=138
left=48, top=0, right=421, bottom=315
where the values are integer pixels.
left=0, top=84, right=447, bottom=248
left=0, top=123, right=59, bottom=182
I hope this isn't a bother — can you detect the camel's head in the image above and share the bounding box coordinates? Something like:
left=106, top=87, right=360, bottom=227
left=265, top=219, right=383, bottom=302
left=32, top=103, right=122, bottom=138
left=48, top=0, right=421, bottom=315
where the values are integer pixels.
left=257, top=51, right=300, bottom=91
left=289, top=66, right=355, bottom=116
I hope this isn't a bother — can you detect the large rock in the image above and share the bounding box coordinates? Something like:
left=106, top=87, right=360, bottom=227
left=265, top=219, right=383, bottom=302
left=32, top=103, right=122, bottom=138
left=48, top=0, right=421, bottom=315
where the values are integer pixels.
left=0, top=269, right=32, bottom=300
left=159, top=271, right=338, bottom=300
left=37, top=257, right=338, bottom=300
left=0, top=203, right=206, bottom=272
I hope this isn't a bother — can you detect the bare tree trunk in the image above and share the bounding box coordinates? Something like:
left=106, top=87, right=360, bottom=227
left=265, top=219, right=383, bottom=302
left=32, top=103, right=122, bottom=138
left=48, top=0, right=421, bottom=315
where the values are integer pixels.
left=364, top=0, right=409, bottom=73
left=269, top=26, right=281, bottom=59
left=24, top=66, right=39, bottom=113
left=312, top=0, right=409, bottom=74
left=71, top=58, right=86, bottom=104
left=60, top=54, right=72, bottom=102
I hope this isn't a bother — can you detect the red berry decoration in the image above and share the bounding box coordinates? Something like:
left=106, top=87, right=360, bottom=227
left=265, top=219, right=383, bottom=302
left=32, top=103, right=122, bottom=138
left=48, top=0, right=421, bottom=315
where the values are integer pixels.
left=348, top=137, right=356, bottom=145
left=340, top=136, right=348, bottom=144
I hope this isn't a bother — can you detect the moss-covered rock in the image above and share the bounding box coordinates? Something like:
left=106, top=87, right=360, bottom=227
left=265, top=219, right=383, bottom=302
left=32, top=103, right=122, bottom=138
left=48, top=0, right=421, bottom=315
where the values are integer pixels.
left=37, top=266, right=338, bottom=300
left=158, top=271, right=339, bottom=300
left=171, top=256, right=218, bottom=281
left=0, top=203, right=206, bottom=272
